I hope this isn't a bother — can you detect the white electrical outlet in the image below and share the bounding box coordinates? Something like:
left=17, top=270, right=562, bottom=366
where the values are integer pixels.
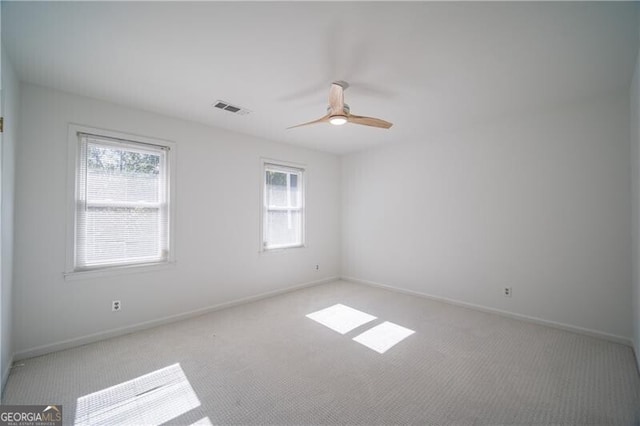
left=315, top=264, right=320, bottom=271
left=504, top=287, right=512, bottom=297
left=112, top=300, right=121, bottom=311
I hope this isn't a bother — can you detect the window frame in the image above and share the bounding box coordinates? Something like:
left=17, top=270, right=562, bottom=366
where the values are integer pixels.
left=260, top=158, right=306, bottom=252
left=65, top=124, right=176, bottom=279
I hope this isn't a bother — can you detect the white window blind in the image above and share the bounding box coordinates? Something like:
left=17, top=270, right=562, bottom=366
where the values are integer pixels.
left=74, top=133, right=170, bottom=270
left=263, top=163, right=305, bottom=250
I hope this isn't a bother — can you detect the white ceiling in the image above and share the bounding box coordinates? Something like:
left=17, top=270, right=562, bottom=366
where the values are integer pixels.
left=3, top=2, right=638, bottom=155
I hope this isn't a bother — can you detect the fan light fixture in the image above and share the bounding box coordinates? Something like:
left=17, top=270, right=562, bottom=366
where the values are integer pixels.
left=329, top=116, right=348, bottom=126
left=287, top=82, right=393, bottom=130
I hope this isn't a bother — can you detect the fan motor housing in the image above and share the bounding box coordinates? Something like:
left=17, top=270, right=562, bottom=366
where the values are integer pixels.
left=328, top=104, right=350, bottom=115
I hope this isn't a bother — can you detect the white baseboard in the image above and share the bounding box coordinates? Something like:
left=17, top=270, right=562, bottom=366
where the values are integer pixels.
left=341, top=276, right=633, bottom=347
left=15, top=276, right=338, bottom=361
left=1, top=354, right=14, bottom=401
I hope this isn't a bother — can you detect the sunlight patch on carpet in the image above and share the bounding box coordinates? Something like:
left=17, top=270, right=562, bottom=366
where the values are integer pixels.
left=353, top=321, right=415, bottom=354
left=190, top=417, right=213, bottom=425
left=75, top=363, right=200, bottom=425
left=306, top=303, right=377, bottom=334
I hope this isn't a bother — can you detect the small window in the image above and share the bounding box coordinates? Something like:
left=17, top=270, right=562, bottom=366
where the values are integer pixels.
left=262, top=161, right=305, bottom=250
left=68, top=127, right=174, bottom=273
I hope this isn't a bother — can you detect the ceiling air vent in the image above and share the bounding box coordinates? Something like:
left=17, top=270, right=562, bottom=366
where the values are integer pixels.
left=213, top=100, right=251, bottom=116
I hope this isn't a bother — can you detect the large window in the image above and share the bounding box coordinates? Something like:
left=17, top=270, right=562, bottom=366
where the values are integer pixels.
left=67, top=127, right=174, bottom=274
left=262, top=162, right=305, bottom=250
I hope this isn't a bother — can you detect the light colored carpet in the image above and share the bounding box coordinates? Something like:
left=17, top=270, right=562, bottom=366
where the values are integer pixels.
left=3, top=280, right=640, bottom=425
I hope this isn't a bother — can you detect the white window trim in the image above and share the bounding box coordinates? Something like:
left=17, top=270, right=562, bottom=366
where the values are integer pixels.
left=65, top=124, right=177, bottom=279
left=259, top=158, right=306, bottom=253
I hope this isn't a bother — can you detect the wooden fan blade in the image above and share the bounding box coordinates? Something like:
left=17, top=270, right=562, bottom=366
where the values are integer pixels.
left=348, top=114, right=393, bottom=129
left=287, top=114, right=330, bottom=129
left=328, top=83, right=345, bottom=115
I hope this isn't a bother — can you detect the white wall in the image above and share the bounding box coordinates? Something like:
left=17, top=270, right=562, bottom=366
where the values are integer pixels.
left=13, top=84, right=341, bottom=357
left=1, top=47, right=19, bottom=390
left=626, top=6, right=639, bottom=370
left=342, top=94, right=632, bottom=341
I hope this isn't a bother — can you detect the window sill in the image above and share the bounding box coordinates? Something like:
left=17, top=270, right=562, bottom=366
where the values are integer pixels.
left=64, top=261, right=176, bottom=281
left=260, top=245, right=306, bottom=254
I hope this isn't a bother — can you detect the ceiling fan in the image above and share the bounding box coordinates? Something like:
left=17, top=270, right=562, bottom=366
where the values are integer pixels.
left=287, top=81, right=393, bottom=129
